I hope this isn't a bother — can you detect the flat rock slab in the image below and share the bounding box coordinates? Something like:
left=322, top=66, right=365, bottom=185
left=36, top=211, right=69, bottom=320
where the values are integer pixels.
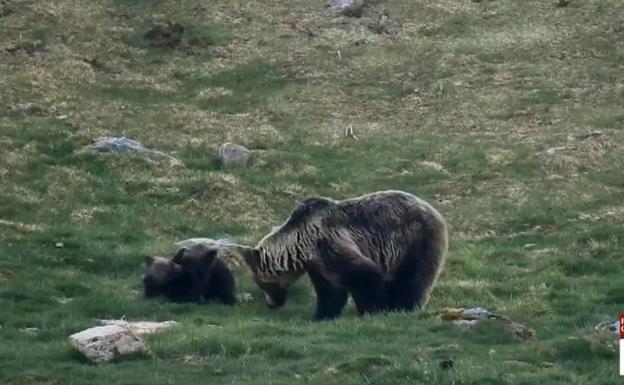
left=99, top=319, right=178, bottom=335
left=69, top=325, right=148, bottom=363
left=86, top=136, right=182, bottom=167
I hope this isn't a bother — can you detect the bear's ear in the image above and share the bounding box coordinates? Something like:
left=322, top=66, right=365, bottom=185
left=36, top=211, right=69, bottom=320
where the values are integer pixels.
left=200, top=248, right=218, bottom=267
left=144, top=256, right=155, bottom=266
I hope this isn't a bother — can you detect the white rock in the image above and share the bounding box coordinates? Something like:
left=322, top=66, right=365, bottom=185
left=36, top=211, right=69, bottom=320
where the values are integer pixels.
left=68, top=325, right=148, bottom=363
left=238, top=292, right=255, bottom=303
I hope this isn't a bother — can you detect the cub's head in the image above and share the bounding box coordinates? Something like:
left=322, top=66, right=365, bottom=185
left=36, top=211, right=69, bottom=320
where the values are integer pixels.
left=176, top=244, right=219, bottom=273
left=142, top=255, right=183, bottom=298
left=238, top=246, right=301, bottom=309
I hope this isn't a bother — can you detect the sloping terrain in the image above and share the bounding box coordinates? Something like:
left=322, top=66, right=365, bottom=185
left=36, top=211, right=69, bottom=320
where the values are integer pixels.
left=1, top=0, right=623, bottom=384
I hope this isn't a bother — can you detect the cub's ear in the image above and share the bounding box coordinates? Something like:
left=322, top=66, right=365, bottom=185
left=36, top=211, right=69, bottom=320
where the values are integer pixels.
left=144, top=256, right=155, bottom=266
left=172, top=248, right=186, bottom=263
left=201, top=248, right=218, bottom=267
left=237, top=246, right=260, bottom=272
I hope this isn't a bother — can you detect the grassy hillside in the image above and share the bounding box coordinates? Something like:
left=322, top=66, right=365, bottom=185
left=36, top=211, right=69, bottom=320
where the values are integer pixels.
left=1, top=0, right=623, bottom=383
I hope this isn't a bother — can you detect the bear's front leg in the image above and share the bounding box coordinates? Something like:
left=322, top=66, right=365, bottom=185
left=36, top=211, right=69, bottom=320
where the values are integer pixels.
left=306, top=263, right=348, bottom=321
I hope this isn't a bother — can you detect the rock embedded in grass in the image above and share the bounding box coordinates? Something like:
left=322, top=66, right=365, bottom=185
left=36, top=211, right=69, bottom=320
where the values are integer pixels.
left=329, top=0, right=366, bottom=17
left=86, top=136, right=182, bottom=166
left=217, top=142, right=251, bottom=169
left=594, top=320, right=619, bottom=335
left=68, top=325, right=148, bottom=364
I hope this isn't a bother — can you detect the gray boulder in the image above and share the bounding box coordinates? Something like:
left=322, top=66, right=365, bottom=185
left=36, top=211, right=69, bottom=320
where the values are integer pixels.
left=329, top=0, right=366, bottom=17
left=217, top=142, right=251, bottom=169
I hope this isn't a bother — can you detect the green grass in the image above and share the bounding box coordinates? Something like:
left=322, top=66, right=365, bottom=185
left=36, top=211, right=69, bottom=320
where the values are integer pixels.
left=1, top=0, right=624, bottom=384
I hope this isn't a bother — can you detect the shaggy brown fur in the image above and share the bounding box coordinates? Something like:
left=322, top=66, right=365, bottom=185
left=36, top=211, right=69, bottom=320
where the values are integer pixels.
left=237, top=190, right=448, bottom=320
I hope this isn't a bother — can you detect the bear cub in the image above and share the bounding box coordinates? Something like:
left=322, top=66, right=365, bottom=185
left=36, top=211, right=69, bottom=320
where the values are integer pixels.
left=142, top=244, right=236, bottom=305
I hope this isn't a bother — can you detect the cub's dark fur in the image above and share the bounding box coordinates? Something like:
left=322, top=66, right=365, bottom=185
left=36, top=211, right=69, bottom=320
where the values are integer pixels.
left=235, top=190, right=448, bottom=320
left=142, top=245, right=236, bottom=305
left=142, top=255, right=194, bottom=303
left=174, top=244, right=237, bottom=305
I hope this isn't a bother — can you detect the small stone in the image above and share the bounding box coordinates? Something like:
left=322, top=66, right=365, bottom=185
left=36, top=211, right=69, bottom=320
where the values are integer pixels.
left=217, top=142, right=251, bottom=169
left=576, top=130, right=604, bottom=141
left=238, top=292, right=255, bottom=303
left=54, top=296, right=73, bottom=304
left=545, top=145, right=570, bottom=156
left=506, top=320, right=537, bottom=341
left=538, top=361, right=555, bottom=368
left=20, top=327, right=39, bottom=336
left=594, top=320, right=619, bottom=335
left=369, top=11, right=397, bottom=35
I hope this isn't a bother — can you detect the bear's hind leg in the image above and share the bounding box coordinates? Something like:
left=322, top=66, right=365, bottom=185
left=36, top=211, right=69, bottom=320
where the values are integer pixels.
left=307, top=265, right=348, bottom=321
left=344, top=265, right=387, bottom=316
left=317, top=237, right=387, bottom=316
left=331, top=255, right=387, bottom=315
left=387, top=277, right=422, bottom=312
left=388, top=239, right=445, bottom=312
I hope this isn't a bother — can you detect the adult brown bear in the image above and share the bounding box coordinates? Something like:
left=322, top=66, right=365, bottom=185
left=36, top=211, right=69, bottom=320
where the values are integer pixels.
left=234, top=190, right=448, bottom=321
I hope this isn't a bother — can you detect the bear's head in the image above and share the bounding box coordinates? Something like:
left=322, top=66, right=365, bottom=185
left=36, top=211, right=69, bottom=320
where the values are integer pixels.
left=238, top=246, right=301, bottom=309
left=142, top=255, right=184, bottom=298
